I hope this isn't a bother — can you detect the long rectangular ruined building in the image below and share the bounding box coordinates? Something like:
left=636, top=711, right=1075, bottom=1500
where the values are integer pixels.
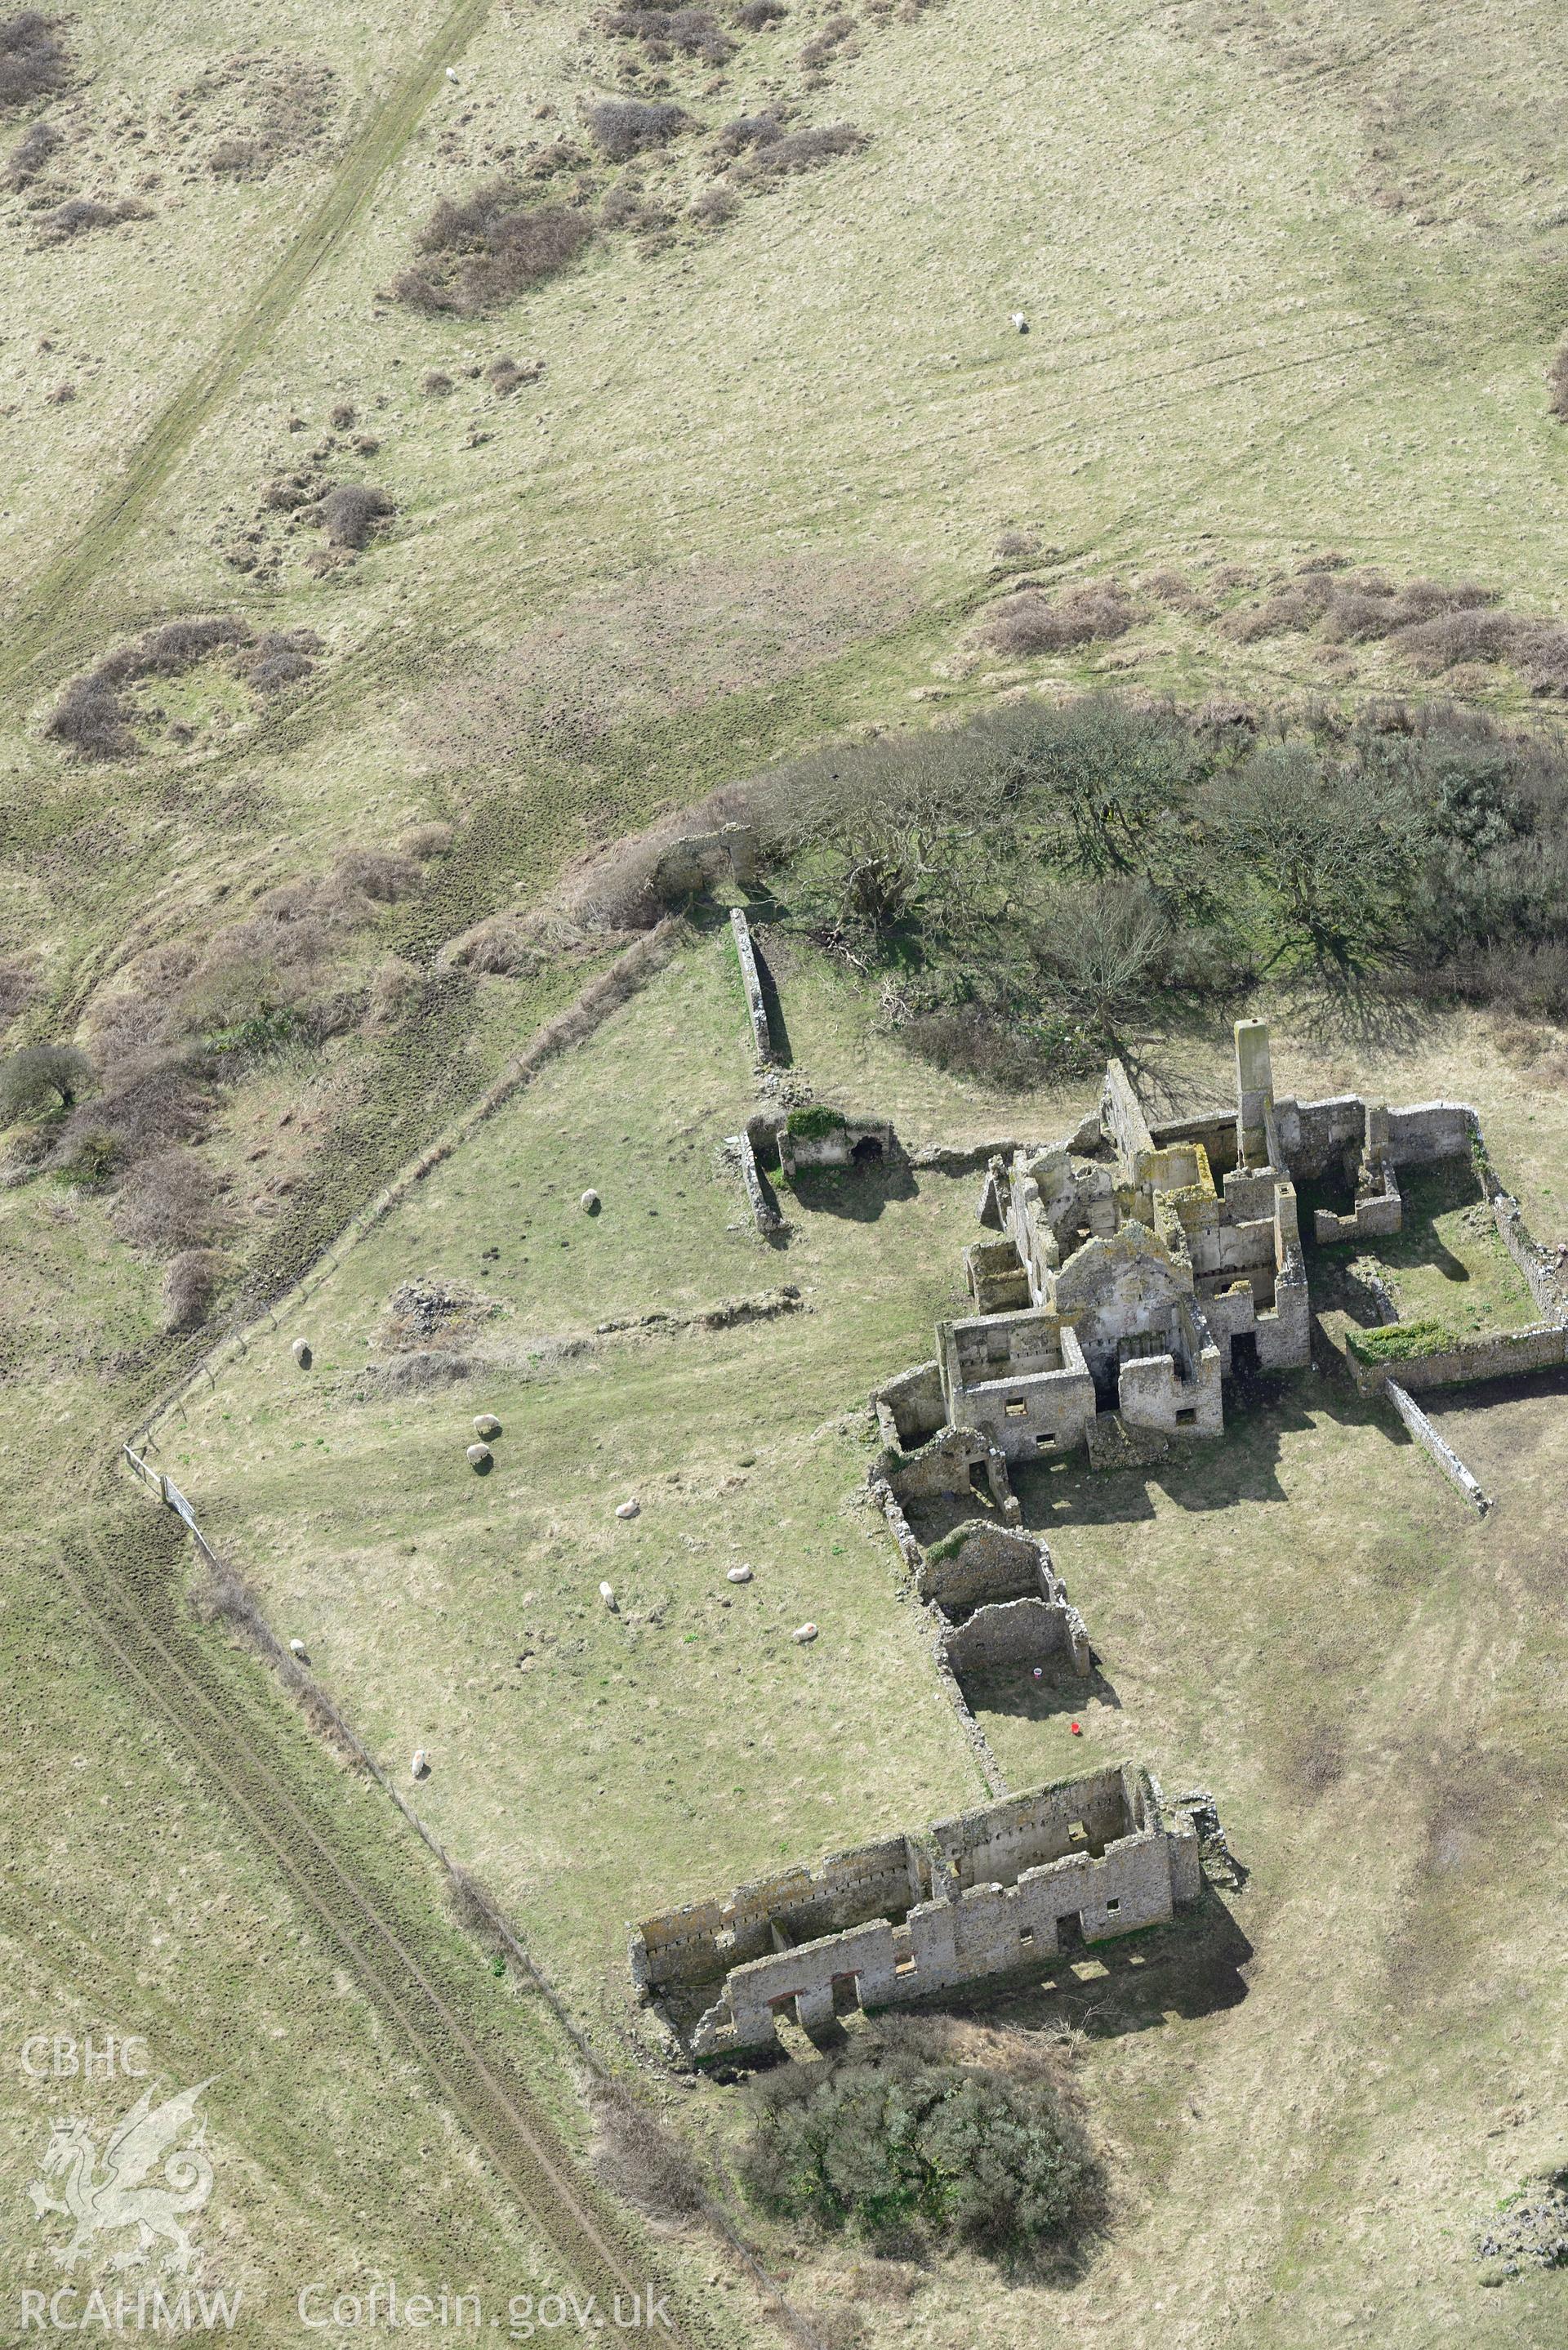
left=630, top=1763, right=1200, bottom=2056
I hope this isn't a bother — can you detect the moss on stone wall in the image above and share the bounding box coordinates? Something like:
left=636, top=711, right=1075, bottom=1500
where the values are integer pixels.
left=786, top=1104, right=847, bottom=1139
left=1345, top=1318, right=1455, bottom=1364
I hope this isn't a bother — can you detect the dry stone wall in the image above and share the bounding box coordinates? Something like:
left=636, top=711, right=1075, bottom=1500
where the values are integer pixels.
left=728, top=908, right=773, bottom=1064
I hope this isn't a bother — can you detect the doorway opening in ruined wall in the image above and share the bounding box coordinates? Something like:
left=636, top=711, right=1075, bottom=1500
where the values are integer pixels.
left=831, top=1971, right=862, bottom=2017
left=853, top=1135, right=884, bottom=1166
left=1056, top=1910, right=1085, bottom=1950
left=1230, top=1331, right=1260, bottom=1378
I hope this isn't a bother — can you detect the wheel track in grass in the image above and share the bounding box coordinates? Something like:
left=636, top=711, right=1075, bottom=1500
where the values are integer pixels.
left=0, top=0, right=493, bottom=693
left=58, top=1515, right=719, bottom=2350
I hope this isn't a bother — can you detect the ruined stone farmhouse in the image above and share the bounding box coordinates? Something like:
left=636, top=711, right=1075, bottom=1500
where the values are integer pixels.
left=631, top=1762, right=1200, bottom=2057
left=930, top=1019, right=1521, bottom=1461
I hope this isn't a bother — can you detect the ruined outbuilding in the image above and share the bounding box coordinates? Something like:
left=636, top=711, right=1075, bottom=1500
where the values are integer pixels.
left=631, top=1763, right=1200, bottom=2057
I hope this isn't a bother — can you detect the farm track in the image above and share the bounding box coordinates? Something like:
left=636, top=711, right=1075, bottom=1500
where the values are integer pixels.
left=0, top=0, right=493, bottom=693
left=59, top=1515, right=718, bottom=2350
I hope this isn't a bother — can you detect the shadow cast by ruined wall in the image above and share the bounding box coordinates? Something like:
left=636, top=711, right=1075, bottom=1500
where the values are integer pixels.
left=960, top=1657, right=1122, bottom=1727
left=786, top=1158, right=919, bottom=1223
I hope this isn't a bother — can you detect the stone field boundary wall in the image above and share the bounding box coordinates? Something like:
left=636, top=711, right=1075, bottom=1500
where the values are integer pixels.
left=1383, top=1381, right=1491, bottom=1514
left=127, top=916, right=687, bottom=1457
left=1349, top=1320, right=1568, bottom=1398
left=728, top=908, right=773, bottom=1064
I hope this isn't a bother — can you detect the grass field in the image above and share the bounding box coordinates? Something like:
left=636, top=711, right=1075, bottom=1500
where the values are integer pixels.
left=8, top=0, right=1568, bottom=1060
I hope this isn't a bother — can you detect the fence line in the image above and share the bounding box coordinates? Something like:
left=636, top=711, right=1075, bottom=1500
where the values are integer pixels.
left=123, top=1438, right=602, bottom=2068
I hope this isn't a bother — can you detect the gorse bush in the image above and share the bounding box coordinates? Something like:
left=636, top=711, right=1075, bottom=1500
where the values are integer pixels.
left=740, top=2026, right=1102, bottom=2264
left=398, top=179, right=594, bottom=312
left=1547, top=337, right=1568, bottom=424
left=0, top=11, right=69, bottom=109
left=587, top=99, right=688, bottom=159
left=315, top=483, right=391, bottom=550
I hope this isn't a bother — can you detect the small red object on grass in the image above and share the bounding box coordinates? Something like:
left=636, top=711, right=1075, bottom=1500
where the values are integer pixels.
left=1069, top=1719, right=1082, bottom=1735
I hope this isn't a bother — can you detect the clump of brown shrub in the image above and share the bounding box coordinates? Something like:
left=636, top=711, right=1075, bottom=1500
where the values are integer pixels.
left=399, top=820, right=454, bottom=860
left=486, top=354, right=541, bottom=393
left=45, top=671, right=136, bottom=759
left=324, top=847, right=419, bottom=907
left=734, top=0, right=786, bottom=21
left=41, top=1054, right=208, bottom=1196
left=234, top=627, right=323, bottom=693
left=0, top=956, right=39, bottom=1032
left=0, top=10, right=70, bottom=109
left=363, top=953, right=421, bottom=1032
left=973, top=579, right=1134, bottom=656
left=599, top=180, right=670, bottom=234
left=690, top=182, right=738, bottom=223
left=1547, top=337, right=1568, bottom=422
left=45, top=617, right=317, bottom=758
left=421, top=368, right=453, bottom=396
left=208, top=136, right=260, bottom=176
left=397, top=177, right=594, bottom=313
left=800, top=11, right=856, bottom=66
left=586, top=98, right=688, bottom=161
left=1221, top=564, right=1568, bottom=696
left=207, top=57, right=336, bottom=179
left=590, top=2082, right=706, bottom=2223
left=261, top=470, right=321, bottom=512
left=606, top=2, right=734, bottom=62
left=4, top=113, right=56, bottom=182
left=439, top=903, right=590, bottom=977
left=716, top=108, right=783, bottom=153
left=730, top=120, right=866, bottom=177
left=314, top=482, right=392, bottom=550
left=163, top=1246, right=227, bottom=1332
left=111, top=1147, right=222, bottom=1254
left=125, top=618, right=251, bottom=673
left=38, top=194, right=147, bottom=240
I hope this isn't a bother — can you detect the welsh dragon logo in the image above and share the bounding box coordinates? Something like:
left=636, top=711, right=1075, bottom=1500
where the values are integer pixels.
left=29, top=2080, right=216, bottom=2278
